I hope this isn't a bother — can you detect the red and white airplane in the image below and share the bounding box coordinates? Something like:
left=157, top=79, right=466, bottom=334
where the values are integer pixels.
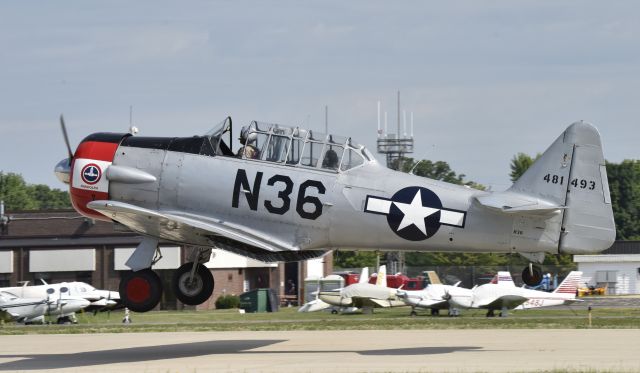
left=448, top=271, right=582, bottom=317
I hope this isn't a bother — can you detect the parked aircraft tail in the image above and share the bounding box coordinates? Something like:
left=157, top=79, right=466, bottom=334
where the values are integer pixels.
left=508, top=121, right=616, bottom=254
left=358, top=267, right=370, bottom=284
left=489, top=271, right=516, bottom=287
left=552, top=271, right=582, bottom=295
left=375, top=265, right=387, bottom=287
left=425, top=271, right=442, bottom=285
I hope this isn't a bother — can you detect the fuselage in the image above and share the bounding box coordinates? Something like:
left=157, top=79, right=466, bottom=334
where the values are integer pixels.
left=64, top=123, right=612, bottom=257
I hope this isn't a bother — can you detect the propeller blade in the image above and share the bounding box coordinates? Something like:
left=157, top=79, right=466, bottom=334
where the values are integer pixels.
left=60, top=115, right=73, bottom=164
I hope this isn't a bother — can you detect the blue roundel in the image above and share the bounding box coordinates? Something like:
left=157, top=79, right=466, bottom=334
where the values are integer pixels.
left=81, top=164, right=101, bottom=184
left=386, top=186, right=443, bottom=241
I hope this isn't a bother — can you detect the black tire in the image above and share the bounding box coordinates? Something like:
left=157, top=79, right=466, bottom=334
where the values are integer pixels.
left=172, top=263, right=214, bottom=305
left=331, top=309, right=338, bottom=315
left=119, top=269, right=163, bottom=313
left=410, top=310, right=417, bottom=317
left=522, top=265, right=543, bottom=286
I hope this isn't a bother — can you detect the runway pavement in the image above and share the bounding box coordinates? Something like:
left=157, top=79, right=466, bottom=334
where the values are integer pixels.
left=1, top=329, right=639, bottom=372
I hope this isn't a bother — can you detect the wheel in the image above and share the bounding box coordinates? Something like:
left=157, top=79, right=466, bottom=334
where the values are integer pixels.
left=486, top=309, right=495, bottom=318
left=119, top=269, right=163, bottom=313
left=172, top=263, right=214, bottom=305
left=331, top=309, right=338, bottom=315
left=430, top=308, right=440, bottom=316
left=410, top=310, right=417, bottom=317
left=522, top=265, right=543, bottom=286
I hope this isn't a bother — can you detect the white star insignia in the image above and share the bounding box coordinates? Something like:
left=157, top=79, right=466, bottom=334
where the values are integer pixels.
left=393, top=191, right=440, bottom=235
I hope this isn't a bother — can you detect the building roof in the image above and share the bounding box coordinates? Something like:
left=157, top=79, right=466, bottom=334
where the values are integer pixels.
left=574, top=254, right=640, bottom=263
left=602, top=241, right=640, bottom=255
left=0, top=209, right=143, bottom=248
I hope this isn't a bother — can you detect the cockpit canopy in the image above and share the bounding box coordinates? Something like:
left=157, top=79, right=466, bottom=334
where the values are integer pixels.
left=206, top=117, right=371, bottom=172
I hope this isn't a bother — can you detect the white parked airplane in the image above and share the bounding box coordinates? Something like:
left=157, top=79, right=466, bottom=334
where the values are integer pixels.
left=396, top=273, right=471, bottom=316
left=2, top=281, right=119, bottom=311
left=298, top=267, right=369, bottom=313
left=318, top=265, right=406, bottom=313
left=0, top=290, right=90, bottom=324
left=0, top=291, right=49, bottom=323
left=448, top=271, right=583, bottom=317
left=1, top=281, right=118, bottom=322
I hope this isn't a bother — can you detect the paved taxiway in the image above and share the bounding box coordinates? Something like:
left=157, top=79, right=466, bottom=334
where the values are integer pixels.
left=1, top=329, right=639, bottom=372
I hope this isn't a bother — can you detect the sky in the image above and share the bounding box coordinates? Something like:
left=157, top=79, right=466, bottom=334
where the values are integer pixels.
left=0, top=1, right=638, bottom=191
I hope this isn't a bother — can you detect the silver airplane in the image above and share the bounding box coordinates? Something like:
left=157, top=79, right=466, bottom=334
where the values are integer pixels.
left=54, top=116, right=615, bottom=312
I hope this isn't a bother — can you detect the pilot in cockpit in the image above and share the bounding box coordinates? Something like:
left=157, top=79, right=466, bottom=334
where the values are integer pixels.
left=236, top=126, right=259, bottom=159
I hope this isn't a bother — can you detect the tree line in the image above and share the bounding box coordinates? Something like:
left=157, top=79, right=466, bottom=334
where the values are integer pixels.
left=0, top=172, right=71, bottom=211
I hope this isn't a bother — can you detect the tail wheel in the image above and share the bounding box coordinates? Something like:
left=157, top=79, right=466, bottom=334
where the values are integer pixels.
left=172, top=263, right=214, bottom=305
left=119, top=269, right=163, bottom=313
left=522, top=265, right=543, bottom=286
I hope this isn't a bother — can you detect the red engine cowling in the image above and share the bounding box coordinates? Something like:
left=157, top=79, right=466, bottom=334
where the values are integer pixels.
left=69, top=133, right=128, bottom=221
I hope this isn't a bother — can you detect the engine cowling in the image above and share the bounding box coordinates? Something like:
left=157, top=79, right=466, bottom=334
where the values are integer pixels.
left=69, top=133, right=129, bottom=221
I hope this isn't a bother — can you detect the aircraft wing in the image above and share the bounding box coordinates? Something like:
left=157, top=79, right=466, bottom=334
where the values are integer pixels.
left=479, top=295, right=529, bottom=310
left=87, top=200, right=326, bottom=262
left=474, top=191, right=565, bottom=215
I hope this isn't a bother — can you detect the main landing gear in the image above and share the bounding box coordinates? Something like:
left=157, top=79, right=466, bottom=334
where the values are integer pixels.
left=119, top=245, right=215, bottom=312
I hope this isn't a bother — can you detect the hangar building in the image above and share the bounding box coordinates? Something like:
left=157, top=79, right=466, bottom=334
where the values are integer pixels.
left=574, top=241, right=640, bottom=295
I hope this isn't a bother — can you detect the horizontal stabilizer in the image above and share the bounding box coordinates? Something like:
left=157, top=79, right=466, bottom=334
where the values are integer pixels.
left=474, top=191, right=564, bottom=215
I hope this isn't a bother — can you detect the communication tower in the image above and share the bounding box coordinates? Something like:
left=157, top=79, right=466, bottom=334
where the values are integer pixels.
left=376, top=91, right=414, bottom=171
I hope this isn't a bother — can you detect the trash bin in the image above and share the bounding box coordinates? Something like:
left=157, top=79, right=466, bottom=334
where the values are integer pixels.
left=239, top=288, right=279, bottom=313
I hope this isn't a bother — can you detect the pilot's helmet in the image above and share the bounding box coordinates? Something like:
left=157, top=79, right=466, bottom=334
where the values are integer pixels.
left=239, top=126, right=257, bottom=145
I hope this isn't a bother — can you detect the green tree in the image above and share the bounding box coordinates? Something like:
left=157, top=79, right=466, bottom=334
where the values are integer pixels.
left=607, top=160, right=640, bottom=240
left=0, top=172, right=71, bottom=211
left=509, top=153, right=541, bottom=182
left=394, top=157, right=485, bottom=190
left=333, top=251, right=378, bottom=269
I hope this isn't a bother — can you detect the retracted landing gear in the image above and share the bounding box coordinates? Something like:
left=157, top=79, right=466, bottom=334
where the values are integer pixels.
left=519, top=252, right=545, bottom=287
left=172, top=247, right=214, bottom=305
left=119, top=269, right=163, bottom=313
left=522, top=263, right=543, bottom=287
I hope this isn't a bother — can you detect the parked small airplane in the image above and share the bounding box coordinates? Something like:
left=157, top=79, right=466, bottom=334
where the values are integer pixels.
left=1, top=281, right=118, bottom=321
left=448, top=271, right=583, bottom=317
left=54, top=116, right=615, bottom=312
left=318, top=265, right=406, bottom=312
left=0, top=291, right=49, bottom=323
left=396, top=272, right=471, bottom=316
left=299, top=267, right=369, bottom=313
left=0, top=289, right=90, bottom=324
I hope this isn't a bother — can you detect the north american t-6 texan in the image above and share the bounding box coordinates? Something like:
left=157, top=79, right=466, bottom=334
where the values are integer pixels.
left=54, top=116, right=615, bottom=312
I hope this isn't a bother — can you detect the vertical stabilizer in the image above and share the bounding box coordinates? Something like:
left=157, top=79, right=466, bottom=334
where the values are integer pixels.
left=375, top=265, right=387, bottom=287
left=553, top=271, right=582, bottom=296
left=358, top=267, right=370, bottom=284
left=425, top=271, right=442, bottom=285
left=509, top=121, right=616, bottom=254
left=495, top=271, right=516, bottom=287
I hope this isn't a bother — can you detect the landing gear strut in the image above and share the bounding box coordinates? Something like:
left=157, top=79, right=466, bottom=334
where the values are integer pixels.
left=172, top=247, right=214, bottom=305
left=172, top=263, right=214, bottom=305
left=119, top=269, right=163, bottom=313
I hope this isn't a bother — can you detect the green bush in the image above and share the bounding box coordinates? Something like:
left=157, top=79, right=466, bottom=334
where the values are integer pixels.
left=215, top=294, right=240, bottom=309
